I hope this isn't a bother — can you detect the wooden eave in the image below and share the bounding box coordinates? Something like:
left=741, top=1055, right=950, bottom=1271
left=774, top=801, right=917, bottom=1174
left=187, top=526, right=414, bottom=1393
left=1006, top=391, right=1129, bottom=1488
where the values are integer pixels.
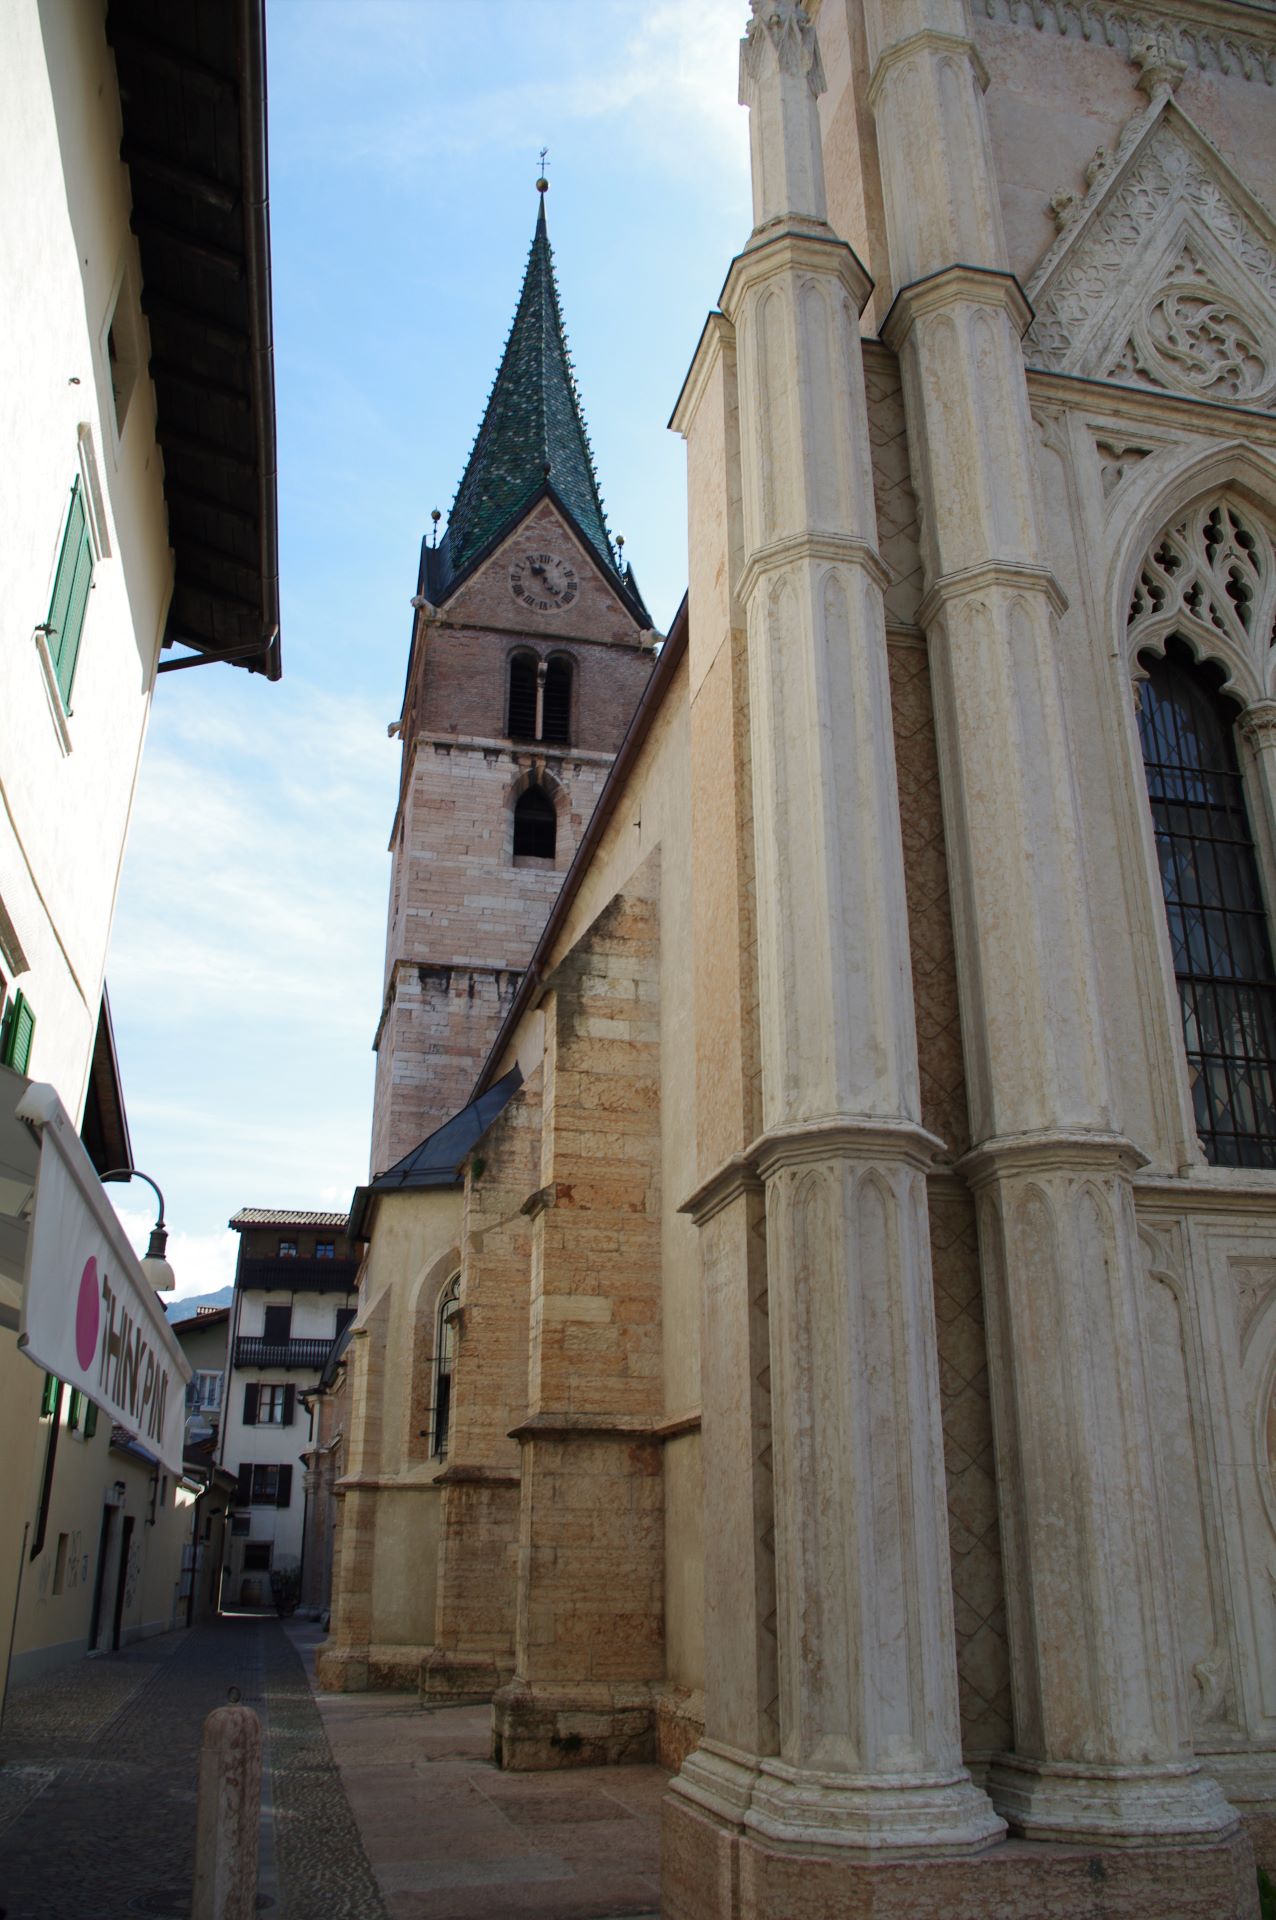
left=107, top=0, right=281, bottom=680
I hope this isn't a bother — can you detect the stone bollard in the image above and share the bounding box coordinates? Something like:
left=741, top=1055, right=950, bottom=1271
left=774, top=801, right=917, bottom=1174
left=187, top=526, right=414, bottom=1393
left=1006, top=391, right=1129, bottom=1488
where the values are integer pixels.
left=191, top=1696, right=262, bottom=1920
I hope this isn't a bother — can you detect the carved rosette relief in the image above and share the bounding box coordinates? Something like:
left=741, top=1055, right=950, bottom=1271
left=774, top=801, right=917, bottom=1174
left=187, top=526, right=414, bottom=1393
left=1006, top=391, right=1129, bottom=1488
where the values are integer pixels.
left=1027, top=105, right=1276, bottom=411
left=1126, top=495, right=1276, bottom=698
left=1108, top=247, right=1271, bottom=405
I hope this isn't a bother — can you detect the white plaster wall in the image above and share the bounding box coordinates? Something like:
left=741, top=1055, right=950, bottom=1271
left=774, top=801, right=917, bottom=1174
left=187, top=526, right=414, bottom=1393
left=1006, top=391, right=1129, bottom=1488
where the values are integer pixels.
left=0, top=0, right=171, bottom=1118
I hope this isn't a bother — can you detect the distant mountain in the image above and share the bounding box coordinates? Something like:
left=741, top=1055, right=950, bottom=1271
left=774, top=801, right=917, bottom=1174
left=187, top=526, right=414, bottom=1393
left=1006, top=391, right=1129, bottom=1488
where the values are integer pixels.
left=165, top=1286, right=233, bottom=1323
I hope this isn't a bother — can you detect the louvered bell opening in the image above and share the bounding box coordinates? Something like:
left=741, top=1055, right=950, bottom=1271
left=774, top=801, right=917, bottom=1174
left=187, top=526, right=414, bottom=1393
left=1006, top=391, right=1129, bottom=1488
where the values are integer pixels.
left=507, top=652, right=538, bottom=738
left=542, top=656, right=571, bottom=745
left=513, top=785, right=556, bottom=859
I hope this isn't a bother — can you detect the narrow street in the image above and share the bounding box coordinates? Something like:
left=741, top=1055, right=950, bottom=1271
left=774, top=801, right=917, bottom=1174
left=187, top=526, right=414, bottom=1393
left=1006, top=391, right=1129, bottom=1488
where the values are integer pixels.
left=0, top=1616, right=664, bottom=1920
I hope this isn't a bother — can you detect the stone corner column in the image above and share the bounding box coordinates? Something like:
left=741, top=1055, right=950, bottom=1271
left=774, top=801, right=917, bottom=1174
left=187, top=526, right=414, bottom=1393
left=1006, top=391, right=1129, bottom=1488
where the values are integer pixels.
left=866, top=0, right=1243, bottom=1861
left=668, top=5, right=1003, bottom=1894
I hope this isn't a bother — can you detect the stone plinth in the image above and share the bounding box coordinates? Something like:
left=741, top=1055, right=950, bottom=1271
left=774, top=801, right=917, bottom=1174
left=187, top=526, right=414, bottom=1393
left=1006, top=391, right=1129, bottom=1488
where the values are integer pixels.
left=663, top=1790, right=1259, bottom=1920
left=493, top=1679, right=657, bottom=1770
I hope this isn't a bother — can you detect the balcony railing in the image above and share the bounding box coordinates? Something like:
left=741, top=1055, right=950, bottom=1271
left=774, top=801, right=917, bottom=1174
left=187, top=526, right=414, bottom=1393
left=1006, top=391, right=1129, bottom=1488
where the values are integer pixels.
left=238, top=1257, right=358, bottom=1293
left=233, top=1337, right=336, bottom=1371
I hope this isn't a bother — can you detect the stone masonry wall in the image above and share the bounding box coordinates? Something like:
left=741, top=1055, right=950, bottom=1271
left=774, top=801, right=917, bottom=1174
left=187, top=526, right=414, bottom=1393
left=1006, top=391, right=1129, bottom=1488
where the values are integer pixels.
left=870, top=351, right=1013, bottom=1769
left=496, top=864, right=665, bottom=1767
left=423, top=1076, right=543, bottom=1702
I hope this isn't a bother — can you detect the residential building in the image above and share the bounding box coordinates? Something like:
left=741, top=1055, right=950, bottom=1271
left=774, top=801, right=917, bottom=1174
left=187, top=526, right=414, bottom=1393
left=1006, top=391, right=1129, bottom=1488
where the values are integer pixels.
left=0, top=0, right=279, bottom=1701
left=173, top=1305, right=229, bottom=1450
left=322, top=2, right=1276, bottom=1916
left=219, top=1210, right=357, bottom=1607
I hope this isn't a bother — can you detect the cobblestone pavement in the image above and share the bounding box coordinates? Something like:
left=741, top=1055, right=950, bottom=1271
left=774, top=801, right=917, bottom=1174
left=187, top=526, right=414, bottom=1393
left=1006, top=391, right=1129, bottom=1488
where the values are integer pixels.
left=0, top=1611, right=386, bottom=1920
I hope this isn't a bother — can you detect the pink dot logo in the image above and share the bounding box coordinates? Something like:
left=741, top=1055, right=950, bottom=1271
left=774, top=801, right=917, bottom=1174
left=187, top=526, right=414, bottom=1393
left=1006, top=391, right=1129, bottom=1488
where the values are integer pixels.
left=75, top=1256, right=100, bottom=1372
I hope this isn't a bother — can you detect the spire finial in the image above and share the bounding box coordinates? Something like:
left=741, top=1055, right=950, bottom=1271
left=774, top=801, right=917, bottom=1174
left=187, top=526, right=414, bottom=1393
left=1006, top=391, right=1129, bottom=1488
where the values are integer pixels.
left=536, top=146, right=550, bottom=195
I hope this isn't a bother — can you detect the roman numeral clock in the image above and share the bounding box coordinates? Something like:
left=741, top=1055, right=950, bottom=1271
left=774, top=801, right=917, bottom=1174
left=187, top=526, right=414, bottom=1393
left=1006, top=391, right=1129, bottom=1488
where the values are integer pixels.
left=510, top=549, right=578, bottom=613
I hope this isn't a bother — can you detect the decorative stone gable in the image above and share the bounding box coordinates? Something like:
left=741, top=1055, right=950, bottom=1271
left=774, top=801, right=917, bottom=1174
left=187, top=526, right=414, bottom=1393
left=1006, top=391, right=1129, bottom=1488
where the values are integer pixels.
left=1028, top=93, right=1276, bottom=409
left=436, top=499, right=650, bottom=652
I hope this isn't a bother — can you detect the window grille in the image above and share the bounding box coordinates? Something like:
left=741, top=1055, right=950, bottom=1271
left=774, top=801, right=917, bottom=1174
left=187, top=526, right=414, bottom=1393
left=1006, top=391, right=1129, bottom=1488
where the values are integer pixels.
left=1137, top=638, right=1276, bottom=1167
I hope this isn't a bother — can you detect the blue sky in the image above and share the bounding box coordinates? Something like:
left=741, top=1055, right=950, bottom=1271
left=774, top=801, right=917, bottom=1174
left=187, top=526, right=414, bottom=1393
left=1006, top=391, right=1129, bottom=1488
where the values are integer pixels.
left=108, top=1, right=753, bottom=1298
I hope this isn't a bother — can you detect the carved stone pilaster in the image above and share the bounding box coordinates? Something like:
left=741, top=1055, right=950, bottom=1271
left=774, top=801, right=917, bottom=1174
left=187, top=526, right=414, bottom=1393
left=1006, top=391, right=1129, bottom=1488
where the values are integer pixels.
left=965, top=1134, right=1238, bottom=1844
left=670, top=0, right=1002, bottom=1862
left=868, top=3, right=1241, bottom=1850
left=741, top=1124, right=1002, bottom=1851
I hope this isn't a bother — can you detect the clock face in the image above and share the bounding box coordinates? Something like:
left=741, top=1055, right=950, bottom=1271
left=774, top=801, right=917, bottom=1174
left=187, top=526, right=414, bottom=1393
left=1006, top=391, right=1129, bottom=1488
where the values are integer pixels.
left=509, top=550, right=578, bottom=613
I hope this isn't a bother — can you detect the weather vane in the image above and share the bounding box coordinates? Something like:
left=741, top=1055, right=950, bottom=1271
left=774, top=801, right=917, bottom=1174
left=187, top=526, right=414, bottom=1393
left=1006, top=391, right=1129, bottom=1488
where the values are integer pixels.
left=537, top=146, right=550, bottom=194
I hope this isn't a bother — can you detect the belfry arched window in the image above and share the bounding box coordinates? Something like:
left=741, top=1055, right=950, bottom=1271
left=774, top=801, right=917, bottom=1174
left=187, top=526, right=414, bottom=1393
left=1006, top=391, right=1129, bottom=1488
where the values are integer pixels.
left=505, top=650, right=573, bottom=746
left=542, top=656, right=572, bottom=745
left=507, top=652, right=537, bottom=738
left=513, top=783, right=556, bottom=859
left=1136, top=638, right=1276, bottom=1168
left=433, top=1272, right=460, bottom=1458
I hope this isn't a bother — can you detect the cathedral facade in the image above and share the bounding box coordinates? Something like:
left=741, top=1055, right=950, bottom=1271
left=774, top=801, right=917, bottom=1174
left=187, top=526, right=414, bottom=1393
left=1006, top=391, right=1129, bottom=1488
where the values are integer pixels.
left=323, top=2, right=1276, bottom=1914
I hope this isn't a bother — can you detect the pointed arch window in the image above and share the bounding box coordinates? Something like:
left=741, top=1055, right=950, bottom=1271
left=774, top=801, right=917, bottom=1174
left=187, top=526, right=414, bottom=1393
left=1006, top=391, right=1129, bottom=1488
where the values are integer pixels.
left=1136, top=637, right=1276, bottom=1167
left=513, top=783, right=556, bottom=860
left=433, top=1273, right=461, bottom=1459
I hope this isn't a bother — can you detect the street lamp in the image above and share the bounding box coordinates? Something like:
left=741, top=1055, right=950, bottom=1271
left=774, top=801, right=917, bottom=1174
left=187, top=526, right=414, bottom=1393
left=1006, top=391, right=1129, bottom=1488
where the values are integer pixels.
left=99, top=1167, right=176, bottom=1292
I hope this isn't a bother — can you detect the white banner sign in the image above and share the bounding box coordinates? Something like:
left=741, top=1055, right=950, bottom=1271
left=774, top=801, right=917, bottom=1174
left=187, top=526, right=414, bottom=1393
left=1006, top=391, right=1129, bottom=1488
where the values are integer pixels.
left=16, top=1083, right=190, bottom=1473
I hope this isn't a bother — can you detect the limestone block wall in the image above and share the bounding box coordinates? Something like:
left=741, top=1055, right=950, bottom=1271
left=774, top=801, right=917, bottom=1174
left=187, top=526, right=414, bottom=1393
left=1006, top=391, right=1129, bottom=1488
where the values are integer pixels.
left=425, top=1078, right=543, bottom=1701
left=495, top=864, right=666, bottom=1767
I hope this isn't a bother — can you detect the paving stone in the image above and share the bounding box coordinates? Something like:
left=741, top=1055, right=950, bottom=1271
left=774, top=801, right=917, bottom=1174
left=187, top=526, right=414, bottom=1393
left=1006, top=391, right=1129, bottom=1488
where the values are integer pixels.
left=0, top=1614, right=386, bottom=1920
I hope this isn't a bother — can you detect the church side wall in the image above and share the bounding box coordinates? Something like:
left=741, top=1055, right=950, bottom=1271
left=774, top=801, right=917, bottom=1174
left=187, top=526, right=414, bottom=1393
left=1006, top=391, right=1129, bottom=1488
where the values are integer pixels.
left=317, top=1187, right=461, bottom=1692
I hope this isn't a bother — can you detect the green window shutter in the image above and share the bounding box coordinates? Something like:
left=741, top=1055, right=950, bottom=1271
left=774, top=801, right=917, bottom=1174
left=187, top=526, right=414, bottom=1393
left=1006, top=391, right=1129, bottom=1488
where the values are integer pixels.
left=40, top=1373, right=59, bottom=1418
left=44, top=480, right=94, bottom=710
left=68, top=1390, right=83, bottom=1430
left=1, top=993, right=35, bottom=1073
left=84, top=1400, right=98, bottom=1439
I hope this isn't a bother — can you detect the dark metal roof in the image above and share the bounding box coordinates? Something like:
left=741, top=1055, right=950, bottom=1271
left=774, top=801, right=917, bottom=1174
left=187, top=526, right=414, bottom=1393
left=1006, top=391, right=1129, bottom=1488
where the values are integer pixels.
left=348, top=1066, right=524, bottom=1240
left=426, top=194, right=627, bottom=607
left=106, top=0, right=281, bottom=679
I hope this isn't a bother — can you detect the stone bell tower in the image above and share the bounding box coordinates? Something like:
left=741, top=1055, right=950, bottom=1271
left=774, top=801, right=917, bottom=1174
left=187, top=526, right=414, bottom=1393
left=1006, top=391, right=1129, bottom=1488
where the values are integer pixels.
left=370, top=186, right=655, bottom=1176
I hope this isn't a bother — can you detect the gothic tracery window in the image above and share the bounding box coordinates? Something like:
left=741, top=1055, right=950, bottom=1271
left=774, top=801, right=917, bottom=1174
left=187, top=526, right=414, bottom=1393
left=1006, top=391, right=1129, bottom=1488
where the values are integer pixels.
left=1136, top=639, right=1276, bottom=1168
left=1127, top=497, right=1275, bottom=664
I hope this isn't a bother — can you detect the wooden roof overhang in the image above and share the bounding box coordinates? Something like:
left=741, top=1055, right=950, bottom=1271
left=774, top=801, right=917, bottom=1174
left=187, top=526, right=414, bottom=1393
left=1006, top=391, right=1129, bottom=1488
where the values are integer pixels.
left=106, top=0, right=281, bottom=679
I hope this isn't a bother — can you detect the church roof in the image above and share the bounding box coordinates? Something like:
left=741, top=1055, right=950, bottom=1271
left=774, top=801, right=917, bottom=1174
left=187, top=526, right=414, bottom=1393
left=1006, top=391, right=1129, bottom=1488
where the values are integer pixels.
left=433, top=193, right=617, bottom=592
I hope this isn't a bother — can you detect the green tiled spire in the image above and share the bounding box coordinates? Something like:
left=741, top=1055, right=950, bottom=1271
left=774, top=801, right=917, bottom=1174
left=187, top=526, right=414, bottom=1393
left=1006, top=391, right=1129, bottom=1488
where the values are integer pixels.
left=445, top=192, right=614, bottom=578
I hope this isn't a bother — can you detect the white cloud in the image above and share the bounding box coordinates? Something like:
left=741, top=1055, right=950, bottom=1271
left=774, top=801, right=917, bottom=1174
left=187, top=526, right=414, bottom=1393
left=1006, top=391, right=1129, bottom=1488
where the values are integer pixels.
left=107, top=1202, right=237, bottom=1304
left=279, top=0, right=749, bottom=189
